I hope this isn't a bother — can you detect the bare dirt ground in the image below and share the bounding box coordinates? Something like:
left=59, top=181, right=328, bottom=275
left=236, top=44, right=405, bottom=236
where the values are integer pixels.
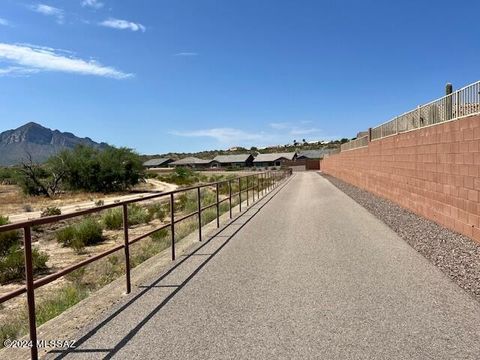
left=0, top=179, right=177, bottom=224
left=0, top=215, right=170, bottom=324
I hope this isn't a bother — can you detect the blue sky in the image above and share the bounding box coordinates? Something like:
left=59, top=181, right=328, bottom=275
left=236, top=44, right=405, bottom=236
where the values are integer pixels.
left=1, top=0, right=479, bottom=154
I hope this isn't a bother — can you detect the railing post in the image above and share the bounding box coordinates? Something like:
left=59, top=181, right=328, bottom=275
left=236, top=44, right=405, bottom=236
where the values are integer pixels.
left=23, top=225, right=38, bottom=360
left=456, top=91, right=460, bottom=118
left=238, top=178, right=242, bottom=212
left=260, top=173, right=263, bottom=196
left=262, top=172, right=265, bottom=195
left=216, top=183, right=220, bottom=228
left=417, top=105, right=421, bottom=128
left=197, top=187, right=202, bottom=242
left=228, top=180, right=232, bottom=219
left=246, top=176, right=249, bottom=207
left=122, top=204, right=131, bottom=294
left=170, top=193, right=175, bottom=260
left=253, top=175, right=256, bottom=202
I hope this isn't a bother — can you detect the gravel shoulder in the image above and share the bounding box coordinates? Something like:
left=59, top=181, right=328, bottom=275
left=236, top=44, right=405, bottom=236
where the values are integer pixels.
left=321, top=172, right=480, bottom=303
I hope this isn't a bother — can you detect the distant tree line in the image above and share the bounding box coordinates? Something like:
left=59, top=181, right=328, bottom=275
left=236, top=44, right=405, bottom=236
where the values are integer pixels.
left=15, top=145, right=144, bottom=197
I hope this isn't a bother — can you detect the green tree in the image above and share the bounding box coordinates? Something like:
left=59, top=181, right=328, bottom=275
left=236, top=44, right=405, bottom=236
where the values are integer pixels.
left=18, top=145, right=144, bottom=196
left=51, top=145, right=144, bottom=193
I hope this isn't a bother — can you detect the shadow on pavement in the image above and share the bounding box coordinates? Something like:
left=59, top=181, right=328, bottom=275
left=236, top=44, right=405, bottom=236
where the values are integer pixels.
left=49, top=176, right=293, bottom=359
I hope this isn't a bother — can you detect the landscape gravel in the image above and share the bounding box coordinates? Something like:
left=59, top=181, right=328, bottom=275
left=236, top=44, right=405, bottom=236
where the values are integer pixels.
left=322, top=173, right=480, bottom=303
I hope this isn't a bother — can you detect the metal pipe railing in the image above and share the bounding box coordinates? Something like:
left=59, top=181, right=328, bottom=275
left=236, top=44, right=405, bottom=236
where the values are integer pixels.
left=0, top=169, right=292, bottom=360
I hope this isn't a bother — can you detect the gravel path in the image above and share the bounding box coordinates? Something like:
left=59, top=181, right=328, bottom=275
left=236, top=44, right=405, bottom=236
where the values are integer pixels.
left=322, top=173, right=480, bottom=303
left=47, top=172, right=480, bottom=360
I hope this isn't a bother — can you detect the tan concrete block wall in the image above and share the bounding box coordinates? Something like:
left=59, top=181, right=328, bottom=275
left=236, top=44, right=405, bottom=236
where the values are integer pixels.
left=321, top=114, right=480, bottom=243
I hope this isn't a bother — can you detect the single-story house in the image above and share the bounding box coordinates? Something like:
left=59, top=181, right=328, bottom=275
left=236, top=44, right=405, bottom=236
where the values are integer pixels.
left=296, top=149, right=332, bottom=160
left=212, top=154, right=254, bottom=168
left=253, top=152, right=297, bottom=168
left=143, top=158, right=174, bottom=169
left=170, top=157, right=213, bottom=169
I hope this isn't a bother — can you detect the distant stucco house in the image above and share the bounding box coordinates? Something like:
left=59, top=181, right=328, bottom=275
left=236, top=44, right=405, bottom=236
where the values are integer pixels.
left=253, top=152, right=297, bottom=168
left=143, top=158, right=174, bottom=169
left=212, top=154, right=254, bottom=168
left=170, top=157, right=213, bottom=169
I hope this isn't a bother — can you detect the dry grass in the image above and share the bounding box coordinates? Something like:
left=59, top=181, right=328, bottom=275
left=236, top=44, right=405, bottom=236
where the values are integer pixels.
left=0, top=184, right=125, bottom=216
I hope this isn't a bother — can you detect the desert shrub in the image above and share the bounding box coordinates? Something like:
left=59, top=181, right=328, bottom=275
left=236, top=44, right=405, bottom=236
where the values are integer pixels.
left=41, top=206, right=61, bottom=217
left=176, top=192, right=197, bottom=213
left=102, top=204, right=152, bottom=230
left=0, top=167, right=19, bottom=185
left=145, top=172, right=159, bottom=179
left=55, top=226, right=76, bottom=245
left=0, top=245, right=49, bottom=284
left=159, top=167, right=204, bottom=186
left=94, top=199, right=105, bottom=207
left=201, top=208, right=218, bottom=226
left=146, top=203, right=166, bottom=222
left=23, top=204, right=33, bottom=212
left=0, top=216, right=21, bottom=256
left=127, top=204, right=153, bottom=226
left=102, top=209, right=123, bottom=230
left=56, top=218, right=103, bottom=252
left=73, top=218, right=103, bottom=246
left=151, top=228, right=169, bottom=242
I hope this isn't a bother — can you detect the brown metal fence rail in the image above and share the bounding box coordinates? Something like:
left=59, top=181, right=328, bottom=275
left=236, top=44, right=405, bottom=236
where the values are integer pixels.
left=0, top=169, right=292, bottom=360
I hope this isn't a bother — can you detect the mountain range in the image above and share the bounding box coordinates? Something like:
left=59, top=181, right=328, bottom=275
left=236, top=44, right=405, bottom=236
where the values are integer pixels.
left=0, top=122, right=108, bottom=166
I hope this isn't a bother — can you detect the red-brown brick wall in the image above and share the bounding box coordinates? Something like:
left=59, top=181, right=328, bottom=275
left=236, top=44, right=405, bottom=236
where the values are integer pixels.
left=320, top=114, right=480, bottom=243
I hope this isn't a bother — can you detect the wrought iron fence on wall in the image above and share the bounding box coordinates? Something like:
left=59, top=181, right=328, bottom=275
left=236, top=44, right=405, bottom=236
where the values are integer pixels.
left=340, top=135, right=369, bottom=151
left=342, top=80, right=480, bottom=150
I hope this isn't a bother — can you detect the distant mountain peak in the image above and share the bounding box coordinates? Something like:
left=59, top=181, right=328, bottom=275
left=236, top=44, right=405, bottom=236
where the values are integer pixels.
left=0, top=122, right=108, bottom=166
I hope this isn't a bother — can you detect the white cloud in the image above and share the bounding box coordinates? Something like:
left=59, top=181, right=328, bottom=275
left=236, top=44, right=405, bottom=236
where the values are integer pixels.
left=269, top=122, right=321, bottom=136
left=81, top=0, right=104, bottom=9
left=170, top=128, right=266, bottom=144
left=174, top=52, right=198, bottom=57
left=269, top=122, right=289, bottom=130
left=289, top=127, right=320, bottom=136
left=0, top=66, right=38, bottom=77
left=100, top=18, right=146, bottom=32
left=0, top=18, right=10, bottom=26
left=29, top=4, right=65, bottom=24
left=0, top=43, right=132, bottom=79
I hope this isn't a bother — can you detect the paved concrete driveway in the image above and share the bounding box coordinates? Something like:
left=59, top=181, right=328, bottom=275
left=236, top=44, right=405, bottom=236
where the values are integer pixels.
left=50, top=172, right=480, bottom=360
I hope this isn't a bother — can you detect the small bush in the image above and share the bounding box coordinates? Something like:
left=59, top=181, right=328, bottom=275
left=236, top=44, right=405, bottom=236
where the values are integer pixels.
left=0, top=216, right=21, bottom=256
left=0, top=245, right=49, bottom=284
left=151, top=228, right=169, bottom=242
left=146, top=203, right=166, bottom=222
left=103, top=204, right=152, bottom=229
left=55, top=226, right=76, bottom=245
left=102, top=209, right=123, bottom=230
left=41, top=206, right=61, bottom=217
left=55, top=218, right=103, bottom=252
left=94, top=199, right=105, bottom=207
left=127, top=204, right=153, bottom=226
left=74, top=218, right=103, bottom=246
left=23, top=204, right=33, bottom=212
